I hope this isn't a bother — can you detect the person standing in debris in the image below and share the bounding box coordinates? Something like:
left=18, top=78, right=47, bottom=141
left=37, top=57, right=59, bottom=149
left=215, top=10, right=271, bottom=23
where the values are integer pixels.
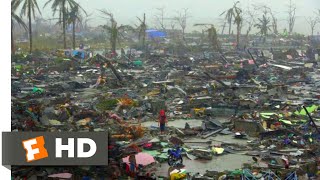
left=128, top=154, right=137, bottom=177
left=159, top=109, right=168, bottom=134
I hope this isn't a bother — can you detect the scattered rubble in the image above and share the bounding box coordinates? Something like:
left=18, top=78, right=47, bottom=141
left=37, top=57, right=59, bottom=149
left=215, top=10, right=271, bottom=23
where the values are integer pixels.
left=11, top=41, right=320, bottom=179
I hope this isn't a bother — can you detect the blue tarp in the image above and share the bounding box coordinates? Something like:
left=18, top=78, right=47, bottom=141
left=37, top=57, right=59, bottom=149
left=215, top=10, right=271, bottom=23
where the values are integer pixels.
left=146, top=29, right=166, bottom=39
left=72, top=50, right=85, bottom=59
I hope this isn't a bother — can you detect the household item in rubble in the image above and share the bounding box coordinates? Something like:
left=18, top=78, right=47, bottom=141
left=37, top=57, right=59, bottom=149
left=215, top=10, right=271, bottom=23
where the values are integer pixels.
left=168, top=146, right=183, bottom=166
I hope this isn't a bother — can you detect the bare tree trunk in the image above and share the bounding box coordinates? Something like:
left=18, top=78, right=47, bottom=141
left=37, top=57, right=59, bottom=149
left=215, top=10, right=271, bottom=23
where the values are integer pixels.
left=221, top=22, right=226, bottom=34
left=200, top=29, right=205, bottom=44
left=155, top=7, right=166, bottom=31
left=306, top=17, right=318, bottom=36
left=272, top=16, right=278, bottom=34
left=111, top=32, right=116, bottom=53
left=236, top=25, right=240, bottom=47
left=11, top=21, right=15, bottom=54
left=112, top=41, right=116, bottom=53
left=62, top=0, right=67, bottom=49
left=143, top=13, right=148, bottom=60
left=245, top=27, right=252, bottom=46
left=142, top=13, right=146, bottom=50
left=288, top=0, right=296, bottom=34
left=28, top=3, right=32, bottom=53
left=228, top=20, right=232, bottom=35
left=182, top=28, right=186, bottom=41
left=72, top=20, right=76, bottom=49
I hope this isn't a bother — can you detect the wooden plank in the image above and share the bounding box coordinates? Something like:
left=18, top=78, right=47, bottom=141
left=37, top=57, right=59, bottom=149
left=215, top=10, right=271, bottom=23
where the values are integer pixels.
left=202, top=128, right=223, bottom=139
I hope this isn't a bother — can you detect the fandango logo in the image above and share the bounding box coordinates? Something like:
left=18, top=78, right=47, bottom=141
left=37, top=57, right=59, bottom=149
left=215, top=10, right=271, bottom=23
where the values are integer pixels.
left=22, top=136, right=97, bottom=162
left=22, top=136, right=48, bottom=162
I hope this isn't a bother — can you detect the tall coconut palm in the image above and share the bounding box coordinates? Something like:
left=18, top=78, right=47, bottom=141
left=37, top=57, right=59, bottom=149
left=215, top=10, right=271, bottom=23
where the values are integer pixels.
left=11, top=10, right=28, bottom=54
left=66, top=5, right=87, bottom=49
left=254, top=15, right=272, bottom=42
left=220, top=1, right=240, bottom=35
left=44, top=0, right=81, bottom=49
left=12, top=0, right=42, bottom=53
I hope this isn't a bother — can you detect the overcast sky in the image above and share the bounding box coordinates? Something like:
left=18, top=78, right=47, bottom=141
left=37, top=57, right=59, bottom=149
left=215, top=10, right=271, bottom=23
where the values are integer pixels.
left=35, top=0, right=320, bottom=35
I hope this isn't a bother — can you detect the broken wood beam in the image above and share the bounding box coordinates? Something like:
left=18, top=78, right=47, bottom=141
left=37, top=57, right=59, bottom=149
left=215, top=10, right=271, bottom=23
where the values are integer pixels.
left=247, top=49, right=259, bottom=68
left=202, top=128, right=223, bottom=139
left=203, top=72, right=229, bottom=88
left=96, top=54, right=123, bottom=81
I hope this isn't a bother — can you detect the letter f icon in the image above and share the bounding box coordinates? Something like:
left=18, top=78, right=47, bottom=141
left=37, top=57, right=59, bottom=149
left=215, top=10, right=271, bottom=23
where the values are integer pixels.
left=22, top=136, right=48, bottom=162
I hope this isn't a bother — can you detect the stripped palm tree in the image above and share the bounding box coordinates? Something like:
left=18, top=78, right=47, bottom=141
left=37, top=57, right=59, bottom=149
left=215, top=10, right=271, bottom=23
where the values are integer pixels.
left=99, top=10, right=134, bottom=54
left=254, top=15, right=272, bottom=43
left=194, top=24, right=220, bottom=51
left=66, top=5, right=87, bottom=49
left=233, top=7, right=242, bottom=47
left=220, top=1, right=240, bottom=35
left=12, top=0, right=42, bottom=53
left=44, top=0, right=83, bottom=49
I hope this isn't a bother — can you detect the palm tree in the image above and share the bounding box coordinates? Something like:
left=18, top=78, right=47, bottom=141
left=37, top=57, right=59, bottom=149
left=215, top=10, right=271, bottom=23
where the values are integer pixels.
left=99, top=10, right=134, bottom=54
left=12, top=0, right=41, bottom=53
left=207, top=25, right=220, bottom=51
left=254, top=15, right=272, bottom=43
left=66, top=5, right=87, bottom=49
left=233, top=7, right=242, bottom=47
left=194, top=24, right=220, bottom=51
left=44, top=0, right=81, bottom=49
left=220, top=1, right=240, bottom=35
left=11, top=10, right=28, bottom=54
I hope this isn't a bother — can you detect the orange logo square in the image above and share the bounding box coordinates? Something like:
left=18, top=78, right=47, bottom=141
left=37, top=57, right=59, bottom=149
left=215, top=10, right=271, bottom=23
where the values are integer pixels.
left=22, top=136, right=48, bottom=162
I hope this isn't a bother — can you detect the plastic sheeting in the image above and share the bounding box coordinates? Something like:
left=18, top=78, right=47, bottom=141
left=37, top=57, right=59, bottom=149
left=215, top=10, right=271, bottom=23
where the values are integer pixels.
left=146, top=29, right=167, bottom=39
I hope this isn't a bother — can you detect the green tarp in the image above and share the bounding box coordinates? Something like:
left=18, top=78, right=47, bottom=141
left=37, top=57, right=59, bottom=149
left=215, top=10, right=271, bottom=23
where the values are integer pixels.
left=32, top=87, right=44, bottom=93
left=294, top=105, right=318, bottom=116
left=133, top=60, right=143, bottom=66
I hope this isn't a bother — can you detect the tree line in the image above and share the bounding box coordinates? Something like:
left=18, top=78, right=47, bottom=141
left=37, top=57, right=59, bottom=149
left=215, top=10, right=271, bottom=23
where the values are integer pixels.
left=11, top=0, right=320, bottom=54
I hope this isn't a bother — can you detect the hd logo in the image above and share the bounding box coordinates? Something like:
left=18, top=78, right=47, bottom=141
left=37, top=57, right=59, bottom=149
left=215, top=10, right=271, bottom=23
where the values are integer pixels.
left=22, top=136, right=97, bottom=162
left=2, top=132, right=108, bottom=166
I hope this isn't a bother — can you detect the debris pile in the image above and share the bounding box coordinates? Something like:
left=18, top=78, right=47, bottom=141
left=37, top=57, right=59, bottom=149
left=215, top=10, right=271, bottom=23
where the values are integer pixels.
left=11, top=44, right=320, bottom=179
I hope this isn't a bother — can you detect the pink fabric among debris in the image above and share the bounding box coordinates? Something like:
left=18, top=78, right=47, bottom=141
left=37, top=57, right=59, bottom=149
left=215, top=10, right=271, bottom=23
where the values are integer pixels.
left=287, top=55, right=293, bottom=60
left=48, top=173, right=72, bottom=179
left=122, top=152, right=155, bottom=166
left=248, top=60, right=255, bottom=64
left=110, top=113, right=122, bottom=121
